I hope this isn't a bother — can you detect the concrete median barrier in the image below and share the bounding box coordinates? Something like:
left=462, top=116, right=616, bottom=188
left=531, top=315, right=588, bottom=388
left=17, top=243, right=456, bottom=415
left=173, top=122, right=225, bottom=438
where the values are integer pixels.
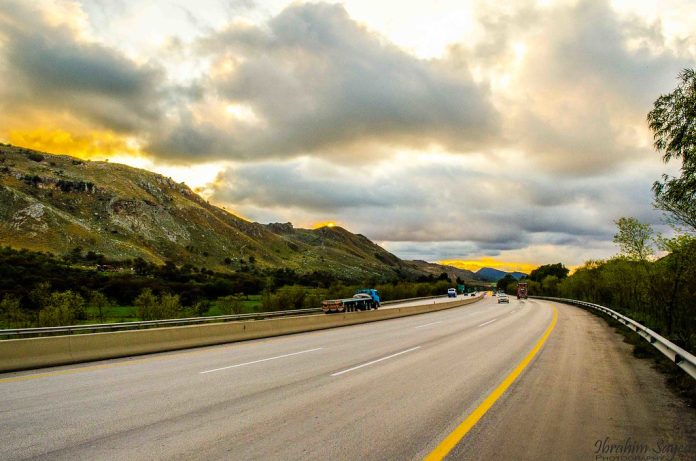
left=0, top=295, right=483, bottom=372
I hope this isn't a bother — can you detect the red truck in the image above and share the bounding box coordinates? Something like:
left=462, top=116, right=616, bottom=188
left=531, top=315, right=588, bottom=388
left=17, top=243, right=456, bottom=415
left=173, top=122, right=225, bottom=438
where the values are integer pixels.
left=517, top=282, right=528, bottom=299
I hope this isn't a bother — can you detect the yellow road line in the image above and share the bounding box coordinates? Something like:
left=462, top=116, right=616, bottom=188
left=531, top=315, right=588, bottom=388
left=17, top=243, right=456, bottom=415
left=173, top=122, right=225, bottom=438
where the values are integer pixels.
left=424, top=305, right=558, bottom=461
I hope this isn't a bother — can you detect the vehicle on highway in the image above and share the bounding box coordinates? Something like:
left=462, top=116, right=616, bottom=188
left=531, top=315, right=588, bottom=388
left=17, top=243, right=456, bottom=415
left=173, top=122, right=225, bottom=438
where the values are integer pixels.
left=517, top=282, right=528, bottom=299
left=498, top=294, right=509, bottom=304
left=447, top=288, right=457, bottom=298
left=322, top=288, right=381, bottom=313
left=469, top=292, right=477, bottom=296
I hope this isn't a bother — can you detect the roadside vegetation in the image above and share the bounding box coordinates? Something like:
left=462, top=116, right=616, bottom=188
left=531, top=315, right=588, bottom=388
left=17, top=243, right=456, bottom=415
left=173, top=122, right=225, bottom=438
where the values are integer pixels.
left=502, top=227, right=696, bottom=354
left=0, top=246, right=481, bottom=328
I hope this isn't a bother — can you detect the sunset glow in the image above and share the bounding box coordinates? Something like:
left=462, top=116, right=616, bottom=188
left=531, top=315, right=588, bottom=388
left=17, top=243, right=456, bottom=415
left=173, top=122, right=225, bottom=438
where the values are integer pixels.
left=313, top=221, right=338, bottom=229
left=439, top=259, right=539, bottom=275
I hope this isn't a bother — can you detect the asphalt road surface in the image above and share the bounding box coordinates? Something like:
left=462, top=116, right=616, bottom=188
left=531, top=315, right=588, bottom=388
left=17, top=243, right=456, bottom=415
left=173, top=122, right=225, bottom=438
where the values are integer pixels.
left=382, top=293, right=481, bottom=310
left=1, top=297, right=694, bottom=460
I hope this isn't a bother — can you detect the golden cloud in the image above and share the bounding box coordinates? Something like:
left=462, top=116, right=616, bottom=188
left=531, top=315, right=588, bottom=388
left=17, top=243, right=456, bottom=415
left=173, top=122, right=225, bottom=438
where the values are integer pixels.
left=7, top=128, right=141, bottom=160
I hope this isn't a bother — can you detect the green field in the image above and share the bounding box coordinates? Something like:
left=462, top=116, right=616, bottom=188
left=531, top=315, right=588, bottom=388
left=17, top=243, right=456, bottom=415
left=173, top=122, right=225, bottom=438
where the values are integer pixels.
left=79, top=295, right=264, bottom=324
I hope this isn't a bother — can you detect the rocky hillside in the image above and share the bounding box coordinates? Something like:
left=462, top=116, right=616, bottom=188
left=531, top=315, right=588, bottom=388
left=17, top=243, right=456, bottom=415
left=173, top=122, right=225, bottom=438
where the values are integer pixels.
left=0, top=144, right=464, bottom=281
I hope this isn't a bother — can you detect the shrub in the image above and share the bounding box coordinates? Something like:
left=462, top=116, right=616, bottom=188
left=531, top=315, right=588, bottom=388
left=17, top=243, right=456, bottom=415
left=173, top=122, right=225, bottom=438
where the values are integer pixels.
left=217, top=294, right=244, bottom=315
left=38, top=291, right=85, bottom=326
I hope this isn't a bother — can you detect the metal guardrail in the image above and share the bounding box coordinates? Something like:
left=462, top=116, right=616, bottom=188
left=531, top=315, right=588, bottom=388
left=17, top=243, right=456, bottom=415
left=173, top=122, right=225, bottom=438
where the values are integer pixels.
left=533, top=296, right=696, bottom=380
left=0, top=308, right=322, bottom=338
left=0, top=294, right=452, bottom=339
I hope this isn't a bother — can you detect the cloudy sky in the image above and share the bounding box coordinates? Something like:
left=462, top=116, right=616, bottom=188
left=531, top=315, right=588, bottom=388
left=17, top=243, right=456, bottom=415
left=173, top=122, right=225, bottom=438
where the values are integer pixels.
left=1, top=0, right=694, bottom=272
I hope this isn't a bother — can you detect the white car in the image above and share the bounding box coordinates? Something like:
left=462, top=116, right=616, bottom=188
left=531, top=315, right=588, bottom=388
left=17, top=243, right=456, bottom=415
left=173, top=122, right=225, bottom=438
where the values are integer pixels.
left=498, top=294, right=509, bottom=304
left=447, top=288, right=457, bottom=298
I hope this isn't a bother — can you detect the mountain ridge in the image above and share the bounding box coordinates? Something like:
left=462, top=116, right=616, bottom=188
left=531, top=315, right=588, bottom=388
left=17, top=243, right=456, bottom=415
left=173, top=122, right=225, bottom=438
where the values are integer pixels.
left=475, top=267, right=528, bottom=282
left=0, top=144, right=474, bottom=282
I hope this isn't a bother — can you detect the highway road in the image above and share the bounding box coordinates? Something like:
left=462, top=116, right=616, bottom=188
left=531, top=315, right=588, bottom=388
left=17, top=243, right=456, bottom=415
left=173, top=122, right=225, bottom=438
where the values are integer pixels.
left=1, top=297, right=694, bottom=460
left=382, top=292, right=481, bottom=310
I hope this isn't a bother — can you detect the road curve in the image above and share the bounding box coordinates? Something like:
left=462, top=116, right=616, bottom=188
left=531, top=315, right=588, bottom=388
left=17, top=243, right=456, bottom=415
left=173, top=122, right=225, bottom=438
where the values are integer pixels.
left=0, top=298, right=693, bottom=460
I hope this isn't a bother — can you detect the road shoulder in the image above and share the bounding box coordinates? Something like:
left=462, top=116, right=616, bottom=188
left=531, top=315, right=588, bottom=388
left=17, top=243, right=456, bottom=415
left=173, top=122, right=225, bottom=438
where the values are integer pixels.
left=448, top=301, right=696, bottom=461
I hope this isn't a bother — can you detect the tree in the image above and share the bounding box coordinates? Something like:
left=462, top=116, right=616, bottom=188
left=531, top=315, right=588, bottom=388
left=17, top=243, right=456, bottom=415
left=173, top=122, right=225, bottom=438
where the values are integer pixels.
left=529, top=263, right=569, bottom=282
left=159, top=293, right=181, bottom=319
left=655, top=235, right=696, bottom=335
left=540, top=275, right=560, bottom=296
left=134, top=288, right=158, bottom=320
left=0, top=295, right=28, bottom=328
left=496, top=274, right=517, bottom=293
left=613, top=217, right=654, bottom=261
left=217, top=294, right=244, bottom=315
left=647, top=68, right=696, bottom=232
left=38, top=291, right=85, bottom=327
left=192, top=299, right=210, bottom=317
left=88, top=291, right=109, bottom=322
left=28, top=281, right=51, bottom=310
left=135, top=289, right=181, bottom=320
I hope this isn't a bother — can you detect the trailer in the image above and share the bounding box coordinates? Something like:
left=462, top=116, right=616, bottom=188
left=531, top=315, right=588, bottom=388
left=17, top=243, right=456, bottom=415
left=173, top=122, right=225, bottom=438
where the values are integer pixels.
left=322, top=289, right=381, bottom=313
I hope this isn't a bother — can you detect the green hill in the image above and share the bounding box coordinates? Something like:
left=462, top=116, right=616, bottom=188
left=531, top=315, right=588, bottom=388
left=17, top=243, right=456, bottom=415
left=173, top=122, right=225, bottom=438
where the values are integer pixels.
left=0, top=144, right=447, bottom=281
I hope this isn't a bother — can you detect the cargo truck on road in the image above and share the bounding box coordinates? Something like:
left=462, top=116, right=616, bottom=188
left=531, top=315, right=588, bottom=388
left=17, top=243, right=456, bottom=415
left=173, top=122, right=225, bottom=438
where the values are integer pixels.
left=322, top=289, right=381, bottom=313
left=517, top=282, right=528, bottom=299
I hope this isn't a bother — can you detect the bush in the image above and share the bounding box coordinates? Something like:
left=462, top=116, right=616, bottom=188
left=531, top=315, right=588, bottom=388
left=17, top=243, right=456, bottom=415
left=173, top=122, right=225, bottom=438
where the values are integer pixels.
left=134, top=288, right=158, bottom=320
left=217, top=294, right=244, bottom=315
left=134, top=289, right=181, bottom=320
left=38, top=291, right=85, bottom=326
left=88, top=291, right=110, bottom=322
left=0, top=295, right=30, bottom=328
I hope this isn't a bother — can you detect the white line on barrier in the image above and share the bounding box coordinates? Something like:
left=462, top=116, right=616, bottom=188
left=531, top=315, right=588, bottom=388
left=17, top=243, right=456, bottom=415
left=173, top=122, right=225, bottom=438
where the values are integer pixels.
left=331, top=346, right=421, bottom=377
left=479, top=319, right=497, bottom=327
left=200, top=348, right=323, bottom=374
left=415, top=321, right=444, bottom=329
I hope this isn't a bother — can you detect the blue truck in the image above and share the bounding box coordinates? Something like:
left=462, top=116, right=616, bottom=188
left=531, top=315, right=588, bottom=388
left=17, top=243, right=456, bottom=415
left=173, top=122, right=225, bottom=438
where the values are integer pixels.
left=322, top=289, right=381, bottom=313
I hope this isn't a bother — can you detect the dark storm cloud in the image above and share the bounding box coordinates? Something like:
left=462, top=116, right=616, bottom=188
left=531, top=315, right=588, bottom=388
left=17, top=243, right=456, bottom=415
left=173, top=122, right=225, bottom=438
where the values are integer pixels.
left=211, top=157, right=664, bottom=259
left=148, top=2, right=500, bottom=160
left=211, top=161, right=425, bottom=211
left=0, top=1, right=165, bottom=132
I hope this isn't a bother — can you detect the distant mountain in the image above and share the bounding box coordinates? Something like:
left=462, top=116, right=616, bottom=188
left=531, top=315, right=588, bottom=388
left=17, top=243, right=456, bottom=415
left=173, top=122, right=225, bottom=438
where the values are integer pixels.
left=0, top=144, right=426, bottom=281
left=404, top=260, right=477, bottom=282
left=475, top=267, right=528, bottom=282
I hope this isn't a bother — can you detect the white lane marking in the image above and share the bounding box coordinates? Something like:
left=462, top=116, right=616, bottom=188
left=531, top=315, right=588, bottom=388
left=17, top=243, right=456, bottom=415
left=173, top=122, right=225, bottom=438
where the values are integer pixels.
left=200, top=348, right=323, bottom=374
left=331, top=346, right=421, bottom=377
left=478, top=319, right=497, bottom=327
left=415, top=321, right=444, bottom=329
left=509, top=309, right=517, bottom=313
